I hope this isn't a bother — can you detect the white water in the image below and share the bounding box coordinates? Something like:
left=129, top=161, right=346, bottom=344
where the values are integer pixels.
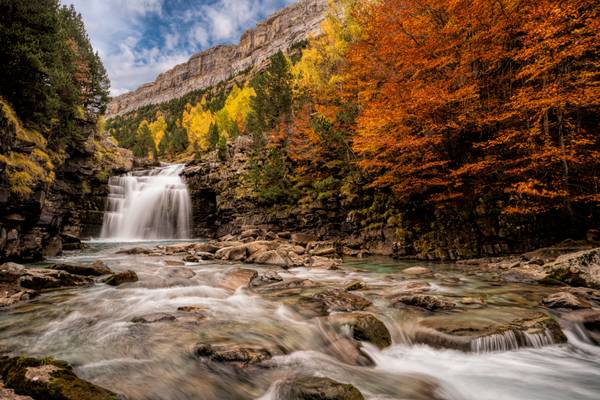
left=100, top=164, right=192, bottom=240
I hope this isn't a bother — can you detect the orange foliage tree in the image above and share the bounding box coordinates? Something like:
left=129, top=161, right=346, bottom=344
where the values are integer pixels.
left=347, top=0, right=600, bottom=220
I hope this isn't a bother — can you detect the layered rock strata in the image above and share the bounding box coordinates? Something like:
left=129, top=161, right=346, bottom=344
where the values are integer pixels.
left=107, top=0, right=329, bottom=117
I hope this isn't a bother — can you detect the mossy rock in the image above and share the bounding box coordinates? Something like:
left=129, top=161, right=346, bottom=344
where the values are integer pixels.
left=0, top=356, right=120, bottom=400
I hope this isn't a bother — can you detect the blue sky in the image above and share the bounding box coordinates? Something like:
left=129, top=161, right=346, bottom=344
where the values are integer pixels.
left=64, top=0, right=294, bottom=96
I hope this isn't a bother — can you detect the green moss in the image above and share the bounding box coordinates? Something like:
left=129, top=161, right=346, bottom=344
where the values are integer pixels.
left=0, top=356, right=119, bottom=400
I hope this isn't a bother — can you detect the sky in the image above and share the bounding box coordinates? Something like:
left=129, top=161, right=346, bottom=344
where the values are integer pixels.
left=64, top=0, right=295, bottom=96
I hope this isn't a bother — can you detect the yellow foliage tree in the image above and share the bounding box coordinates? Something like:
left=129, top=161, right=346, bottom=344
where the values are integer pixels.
left=218, top=83, right=256, bottom=137
left=148, top=112, right=167, bottom=150
left=181, top=98, right=215, bottom=151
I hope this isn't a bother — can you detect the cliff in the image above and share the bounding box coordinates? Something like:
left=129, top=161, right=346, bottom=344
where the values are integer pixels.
left=107, top=0, right=329, bottom=117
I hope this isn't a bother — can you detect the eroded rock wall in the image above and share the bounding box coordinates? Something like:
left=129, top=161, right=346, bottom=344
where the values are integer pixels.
left=107, top=0, right=328, bottom=117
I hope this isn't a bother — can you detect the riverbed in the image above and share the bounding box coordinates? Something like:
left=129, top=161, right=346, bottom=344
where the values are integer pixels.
left=1, top=241, right=599, bottom=400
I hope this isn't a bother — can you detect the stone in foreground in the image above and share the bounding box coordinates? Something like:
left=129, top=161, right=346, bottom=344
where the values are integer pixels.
left=0, top=356, right=120, bottom=400
left=280, top=377, right=364, bottom=400
left=103, top=270, right=138, bottom=286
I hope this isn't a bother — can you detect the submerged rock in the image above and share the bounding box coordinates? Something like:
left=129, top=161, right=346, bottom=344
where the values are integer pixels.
left=131, top=313, right=176, bottom=324
left=103, top=270, right=138, bottom=286
left=281, top=377, right=364, bottom=400
left=401, top=266, right=433, bottom=277
left=0, top=356, right=120, bottom=400
left=194, top=344, right=271, bottom=365
left=251, top=270, right=283, bottom=287
left=329, top=313, right=392, bottom=349
left=392, top=294, right=455, bottom=311
left=50, top=261, right=112, bottom=276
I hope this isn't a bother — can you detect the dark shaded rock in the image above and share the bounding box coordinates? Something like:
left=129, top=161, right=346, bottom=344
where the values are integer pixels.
left=219, top=268, right=258, bottom=291
left=50, top=261, right=112, bottom=276
left=194, top=344, right=271, bottom=365
left=541, top=291, right=591, bottom=309
left=282, top=377, right=364, bottom=400
left=60, top=234, right=83, bottom=251
left=131, top=313, right=176, bottom=323
left=329, top=313, right=392, bottom=349
left=0, top=356, right=120, bottom=400
left=392, top=294, right=455, bottom=311
left=103, top=270, right=138, bottom=286
left=344, top=280, right=366, bottom=291
left=0, top=263, right=25, bottom=284
left=183, top=254, right=200, bottom=262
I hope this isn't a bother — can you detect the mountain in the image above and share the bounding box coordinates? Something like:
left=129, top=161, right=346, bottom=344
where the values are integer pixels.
left=107, top=0, right=329, bottom=117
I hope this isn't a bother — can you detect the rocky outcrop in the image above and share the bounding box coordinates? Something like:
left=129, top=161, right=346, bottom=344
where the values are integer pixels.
left=107, top=0, right=329, bottom=117
left=0, top=108, right=133, bottom=262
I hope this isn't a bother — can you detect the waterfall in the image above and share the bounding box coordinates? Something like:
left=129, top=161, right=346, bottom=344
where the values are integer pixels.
left=470, top=329, right=556, bottom=353
left=100, top=164, right=192, bottom=240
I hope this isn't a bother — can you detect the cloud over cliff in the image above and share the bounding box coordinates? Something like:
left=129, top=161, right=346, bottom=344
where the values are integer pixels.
left=64, top=0, right=294, bottom=96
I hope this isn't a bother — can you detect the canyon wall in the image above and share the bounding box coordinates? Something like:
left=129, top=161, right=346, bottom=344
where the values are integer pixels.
left=107, top=0, right=329, bottom=117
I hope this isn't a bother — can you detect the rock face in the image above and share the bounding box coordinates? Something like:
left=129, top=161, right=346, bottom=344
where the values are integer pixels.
left=0, top=105, right=133, bottom=263
left=106, top=0, right=329, bottom=117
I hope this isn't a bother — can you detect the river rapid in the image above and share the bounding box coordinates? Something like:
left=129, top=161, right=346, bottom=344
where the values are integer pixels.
left=0, top=241, right=599, bottom=400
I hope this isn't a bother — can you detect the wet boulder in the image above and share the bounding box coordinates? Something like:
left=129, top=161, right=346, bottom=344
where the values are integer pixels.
left=414, top=310, right=566, bottom=352
left=219, top=268, right=258, bottom=291
left=0, top=356, right=120, bottom=400
left=344, top=280, right=366, bottom=291
left=541, top=291, right=591, bottom=309
left=281, top=377, right=364, bottom=400
left=329, top=313, right=392, bottom=349
left=251, top=270, right=283, bottom=287
left=543, top=247, right=600, bottom=289
left=103, top=270, right=138, bottom=286
left=194, top=344, right=271, bottom=365
left=132, top=313, right=176, bottom=324
left=18, top=270, right=91, bottom=291
left=300, top=289, right=372, bottom=315
left=116, top=247, right=152, bottom=255
left=392, top=294, right=455, bottom=311
left=50, top=261, right=112, bottom=276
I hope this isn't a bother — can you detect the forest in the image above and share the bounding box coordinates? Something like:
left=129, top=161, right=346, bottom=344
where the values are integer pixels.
left=108, top=0, right=600, bottom=242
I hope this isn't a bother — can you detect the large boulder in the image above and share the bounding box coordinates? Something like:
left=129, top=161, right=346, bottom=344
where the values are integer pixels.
left=299, top=289, right=372, bottom=316
left=219, top=268, right=258, bottom=291
left=544, top=247, right=600, bottom=289
left=194, top=344, right=271, bottom=365
left=392, top=294, right=455, bottom=311
left=249, top=250, right=288, bottom=267
left=50, top=261, right=112, bottom=276
left=541, top=291, right=591, bottom=309
left=414, top=310, right=566, bottom=352
left=18, top=270, right=91, bottom=291
left=103, top=270, right=138, bottom=286
left=329, top=313, right=392, bottom=349
left=0, top=356, right=120, bottom=400
left=281, top=377, right=364, bottom=400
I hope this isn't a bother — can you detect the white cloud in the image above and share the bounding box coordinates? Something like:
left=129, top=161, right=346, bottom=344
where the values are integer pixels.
left=64, top=0, right=295, bottom=96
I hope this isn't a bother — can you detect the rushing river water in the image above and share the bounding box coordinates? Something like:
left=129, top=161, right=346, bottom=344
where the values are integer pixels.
left=0, top=242, right=599, bottom=400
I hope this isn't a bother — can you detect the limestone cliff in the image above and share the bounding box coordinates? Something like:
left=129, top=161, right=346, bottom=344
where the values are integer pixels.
left=107, top=0, right=328, bottom=117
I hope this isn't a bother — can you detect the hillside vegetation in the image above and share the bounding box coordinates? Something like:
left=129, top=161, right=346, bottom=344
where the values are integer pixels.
left=108, top=0, right=599, bottom=251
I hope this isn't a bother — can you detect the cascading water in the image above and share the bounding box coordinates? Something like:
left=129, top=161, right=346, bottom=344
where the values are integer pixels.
left=100, top=164, right=192, bottom=240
